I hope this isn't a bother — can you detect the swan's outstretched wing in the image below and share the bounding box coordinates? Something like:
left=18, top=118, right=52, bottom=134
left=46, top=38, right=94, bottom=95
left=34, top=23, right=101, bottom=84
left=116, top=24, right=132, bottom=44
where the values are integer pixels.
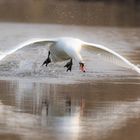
left=0, top=52, right=7, bottom=61
left=82, top=41, right=140, bottom=73
left=0, top=38, right=56, bottom=61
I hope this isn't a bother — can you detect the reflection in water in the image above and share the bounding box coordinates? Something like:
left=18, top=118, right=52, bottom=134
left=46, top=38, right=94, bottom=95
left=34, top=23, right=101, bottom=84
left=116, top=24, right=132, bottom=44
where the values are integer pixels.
left=0, top=80, right=140, bottom=140
left=42, top=98, right=49, bottom=116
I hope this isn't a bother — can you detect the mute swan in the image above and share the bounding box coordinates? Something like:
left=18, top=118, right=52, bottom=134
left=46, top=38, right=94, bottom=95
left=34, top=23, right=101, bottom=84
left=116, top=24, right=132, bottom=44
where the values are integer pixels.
left=1, top=37, right=140, bottom=73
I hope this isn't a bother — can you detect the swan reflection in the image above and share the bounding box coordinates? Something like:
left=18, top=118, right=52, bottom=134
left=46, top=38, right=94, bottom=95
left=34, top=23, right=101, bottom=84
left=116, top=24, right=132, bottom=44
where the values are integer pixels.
left=0, top=80, right=140, bottom=139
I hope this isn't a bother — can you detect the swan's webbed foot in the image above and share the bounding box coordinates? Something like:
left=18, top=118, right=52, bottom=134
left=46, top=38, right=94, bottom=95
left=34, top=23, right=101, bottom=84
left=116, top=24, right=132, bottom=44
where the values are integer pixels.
left=64, top=59, right=73, bottom=72
left=42, top=51, right=51, bottom=67
left=42, top=57, right=51, bottom=67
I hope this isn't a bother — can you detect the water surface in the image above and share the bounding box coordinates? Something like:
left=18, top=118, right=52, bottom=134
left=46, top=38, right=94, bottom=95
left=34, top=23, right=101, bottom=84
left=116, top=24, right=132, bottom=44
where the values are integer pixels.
left=0, top=79, right=140, bottom=140
left=0, top=23, right=139, bottom=138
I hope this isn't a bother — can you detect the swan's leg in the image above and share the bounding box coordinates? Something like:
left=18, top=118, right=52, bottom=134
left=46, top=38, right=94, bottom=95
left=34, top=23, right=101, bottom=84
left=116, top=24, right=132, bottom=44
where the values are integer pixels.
left=64, top=59, right=73, bottom=72
left=42, top=51, right=51, bottom=67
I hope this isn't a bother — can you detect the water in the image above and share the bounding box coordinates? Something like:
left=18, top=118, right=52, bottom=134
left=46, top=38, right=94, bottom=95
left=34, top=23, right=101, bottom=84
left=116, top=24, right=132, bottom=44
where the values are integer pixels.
left=0, top=23, right=139, bottom=140
left=0, top=79, right=140, bottom=140
left=0, top=0, right=139, bottom=27
left=0, top=1, right=140, bottom=140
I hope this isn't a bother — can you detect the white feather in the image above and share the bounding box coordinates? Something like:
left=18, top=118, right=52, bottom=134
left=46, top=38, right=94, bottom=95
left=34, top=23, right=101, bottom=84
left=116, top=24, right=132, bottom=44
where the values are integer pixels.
left=82, top=41, right=140, bottom=73
left=4, top=38, right=55, bottom=57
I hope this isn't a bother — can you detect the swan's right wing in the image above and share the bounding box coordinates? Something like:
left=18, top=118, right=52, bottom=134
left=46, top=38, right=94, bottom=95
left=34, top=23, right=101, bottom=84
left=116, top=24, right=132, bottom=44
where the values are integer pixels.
left=1, top=38, right=56, bottom=61
left=6, top=38, right=56, bottom=55
left=0, top=52, right=7, bottom=61
left=82, top=41, right=140, bottom=74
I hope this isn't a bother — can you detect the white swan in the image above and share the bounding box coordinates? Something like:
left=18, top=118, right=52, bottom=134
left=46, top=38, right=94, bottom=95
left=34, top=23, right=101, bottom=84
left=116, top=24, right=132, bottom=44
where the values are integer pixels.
left=1, top=37, right=140, bottom=73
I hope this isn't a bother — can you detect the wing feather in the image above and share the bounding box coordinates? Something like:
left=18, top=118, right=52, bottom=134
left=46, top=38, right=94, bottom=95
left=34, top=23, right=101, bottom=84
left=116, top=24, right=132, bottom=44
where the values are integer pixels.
left=82, top=41, right=140, bottom=73
left=0, top=38, right=56, bottom=61
left=7, top=38, right=56, bottom=55
left=0, top=52, right=6, bottom=61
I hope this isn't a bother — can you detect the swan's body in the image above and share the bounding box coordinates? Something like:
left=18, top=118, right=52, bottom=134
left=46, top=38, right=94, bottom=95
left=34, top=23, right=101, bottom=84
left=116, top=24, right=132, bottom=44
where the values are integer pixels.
left=0, top=37, right=140, bottom=73
left=49, top=38, right=83, bottom=63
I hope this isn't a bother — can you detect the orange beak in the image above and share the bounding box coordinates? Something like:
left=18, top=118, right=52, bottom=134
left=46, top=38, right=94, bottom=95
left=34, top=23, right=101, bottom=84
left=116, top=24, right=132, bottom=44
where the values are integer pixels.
left=80, top=63, right=86, bottom=72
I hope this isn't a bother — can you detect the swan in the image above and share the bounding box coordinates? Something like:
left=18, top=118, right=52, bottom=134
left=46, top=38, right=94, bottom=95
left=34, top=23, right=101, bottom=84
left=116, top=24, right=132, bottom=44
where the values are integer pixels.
left=0, top=37, right=140, bottom=73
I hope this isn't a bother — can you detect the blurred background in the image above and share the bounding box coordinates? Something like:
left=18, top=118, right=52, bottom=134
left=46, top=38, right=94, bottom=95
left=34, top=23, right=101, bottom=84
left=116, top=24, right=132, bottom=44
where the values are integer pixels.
left=0, top=0, right=139, bottom=26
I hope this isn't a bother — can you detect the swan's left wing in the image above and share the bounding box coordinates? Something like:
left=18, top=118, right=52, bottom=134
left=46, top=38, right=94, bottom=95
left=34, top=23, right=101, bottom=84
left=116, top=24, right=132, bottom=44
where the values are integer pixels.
left=82, top=41, right=140, bottom=73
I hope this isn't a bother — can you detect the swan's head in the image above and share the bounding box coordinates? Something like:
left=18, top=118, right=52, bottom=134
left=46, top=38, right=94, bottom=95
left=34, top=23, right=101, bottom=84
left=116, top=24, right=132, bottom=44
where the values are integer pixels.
left=79, top=62, right=86, bottom=72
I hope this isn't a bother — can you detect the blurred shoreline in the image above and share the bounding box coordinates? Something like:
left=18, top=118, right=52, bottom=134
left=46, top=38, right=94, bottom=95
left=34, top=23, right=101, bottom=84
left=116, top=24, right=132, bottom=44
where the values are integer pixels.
left=0, top=0, right=140, bottom=27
